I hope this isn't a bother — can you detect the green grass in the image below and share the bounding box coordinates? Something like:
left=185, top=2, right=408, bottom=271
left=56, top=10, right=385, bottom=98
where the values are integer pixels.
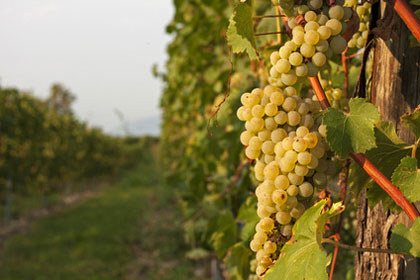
left=0, top=150, right=199, bottom=280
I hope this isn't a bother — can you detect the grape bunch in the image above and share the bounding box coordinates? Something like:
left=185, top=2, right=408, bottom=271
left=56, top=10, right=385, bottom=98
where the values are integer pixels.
left=268, top=1, right=354, bottom=87
left=346, top=0, right=371, bottom=49
left=237, top=85, right=336, bottom=277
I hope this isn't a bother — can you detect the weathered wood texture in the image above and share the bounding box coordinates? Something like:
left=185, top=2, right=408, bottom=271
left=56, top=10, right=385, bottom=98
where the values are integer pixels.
left=355, top=1, right=420, bottom=279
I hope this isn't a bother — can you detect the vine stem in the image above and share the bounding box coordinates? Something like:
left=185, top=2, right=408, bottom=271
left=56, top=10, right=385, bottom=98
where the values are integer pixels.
left=252, top=14, right=286, bottom=19
left=275, top=6, right=282, bottom=44
left=341, top=47, right=350, bottom=98
left=308, top=76, right=420, bottom=222
left=255, top=31, right=287, bottom=36
left=412, top=137, right=420, bottom=158
left=393, top=0, right=420, bottom=44
left=322, top=239, right=400, bottom=255
left=345, top=51, right=364, bottom=59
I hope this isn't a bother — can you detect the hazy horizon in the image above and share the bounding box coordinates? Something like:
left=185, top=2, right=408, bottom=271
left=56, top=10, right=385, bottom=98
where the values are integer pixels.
left=0, top=0, right=173, bottom=135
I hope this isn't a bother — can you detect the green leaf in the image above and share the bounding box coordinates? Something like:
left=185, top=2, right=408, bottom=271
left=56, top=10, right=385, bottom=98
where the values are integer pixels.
left=390, top=218, right=420, bottom=257
left=410, top=0, right=420, bottom=5
left=227, top=1, right=258, bottom=61
left=401, top=107, right=420, bottom=139
left=210, top=210, right=238, bottom=259
left=348, top=121, right=412, bottom=211
left=238, top=196, right=259, bottom=241
left=323, top=98, right=380, bottom=158
left=391, top=156, right=420, bottom=203
left=264, top=200, right=344, bottom=280
left=224, top=243, right=251, bottom=280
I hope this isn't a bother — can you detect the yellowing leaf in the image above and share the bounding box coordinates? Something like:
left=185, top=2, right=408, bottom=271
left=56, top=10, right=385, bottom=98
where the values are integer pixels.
left=263, top=200, right=344, bottom=280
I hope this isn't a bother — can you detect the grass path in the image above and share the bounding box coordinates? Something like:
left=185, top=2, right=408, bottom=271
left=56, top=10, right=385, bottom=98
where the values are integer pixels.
left=0, top=151, right=202, bottom=280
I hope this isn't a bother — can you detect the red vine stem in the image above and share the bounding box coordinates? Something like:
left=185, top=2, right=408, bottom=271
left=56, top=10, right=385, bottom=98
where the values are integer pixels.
left=393, top=0, right=420, bottom=44
left=308, top=76, right=420, bottom=222
left=341, top=47, right=350, bottom=98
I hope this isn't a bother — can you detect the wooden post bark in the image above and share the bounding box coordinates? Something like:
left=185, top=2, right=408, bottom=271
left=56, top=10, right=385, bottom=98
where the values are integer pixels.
left=355, top=1, right=420, bottom=279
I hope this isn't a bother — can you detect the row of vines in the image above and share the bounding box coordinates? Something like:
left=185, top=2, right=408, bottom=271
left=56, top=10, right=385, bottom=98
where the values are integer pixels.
left=0, top=84, right=149, bottom=222
left=160, top=0, right=420, bottom=279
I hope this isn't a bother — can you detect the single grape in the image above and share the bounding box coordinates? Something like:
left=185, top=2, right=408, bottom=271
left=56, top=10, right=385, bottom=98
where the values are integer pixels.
left=272, top=189, right=288, bottom=205
left=287, top=111, right=301, bottom=126
left=270, top=91, right=285, bottom=105
left=330, top=36, right=347, bottom=53
left=276, top=59, right=292, bottom=74
left=270, top=51, right=280, bottom=66
left=279, top=46, right=292, bottom=59
left=326, top=19, right=342, bottom=36
left=260, top=217, right=275, bottom=232
left=274, top=110, right=288, bottom=125
left=264, top=241, right=277, bottom=254
left=252, top=104, right=265, bottom=118
left=262, top=140, right=275, bottom=155
left=308, top=0, right=322, bottom=10
left=299, top=182, right=314, bottom=197
left=265, top=117, right=278, bottom=130
left=297, top=151, right=312, bottom=165
left=276, top=211, right=292, bottom=225
left=294, top=163, right=309, bottom=176
left=288, top=172, right=304, bottom=185
left=281, top=70, right=298, bottom=86
left=274, top=174, right=290, bottom=190
left=312, top=52, right=327, bottom=67
left=304, top=11, right=317, bottom=22
left=271, top=128, right=287, bottom=143
left=295, top=64, right=309, bottom=77
left=300, top=43, right=316, bottom=58
left=328, top=5, right=344, bottom=20
left=283, top=86, right=296, bottom=97
left=246, top=147, right=260, bottom=159
left=265, top=103, right=278, bottom=117
left=289, top=52, right=303, bottom=66
left=304, top=30, right=320, bottom=45
left=282, top=97, right=297, bottom=112
left=264, top=162, right=280, bottom=180
left=305, top=21, right=320, bottom=32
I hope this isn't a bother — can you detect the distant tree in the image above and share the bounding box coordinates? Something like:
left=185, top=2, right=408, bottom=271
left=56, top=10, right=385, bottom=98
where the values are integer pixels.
left=46, top=83, right=76, bottom=115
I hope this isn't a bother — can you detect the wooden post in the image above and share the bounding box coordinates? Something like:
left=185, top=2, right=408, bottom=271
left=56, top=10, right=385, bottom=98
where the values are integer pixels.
left=355, top=1, right=420, bottom=279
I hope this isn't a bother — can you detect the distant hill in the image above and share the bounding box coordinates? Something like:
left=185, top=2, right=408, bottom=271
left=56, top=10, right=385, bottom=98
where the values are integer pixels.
left=112, top=115, right=160, bottom=136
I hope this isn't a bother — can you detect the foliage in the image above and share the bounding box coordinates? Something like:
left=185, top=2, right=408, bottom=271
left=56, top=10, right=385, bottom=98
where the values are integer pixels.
left=0, top=87, right=152, bottom=210
left=264, top=200, right=344, bottom=280
left=390, top=218, right=420, bottom=258
left=323, top=98, right=380, bottom=158
left=160, top=0, right=420, bottom=279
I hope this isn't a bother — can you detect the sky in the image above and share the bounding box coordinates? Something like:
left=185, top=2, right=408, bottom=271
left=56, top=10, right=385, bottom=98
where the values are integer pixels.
left=0, top=0, right=174, bottom=134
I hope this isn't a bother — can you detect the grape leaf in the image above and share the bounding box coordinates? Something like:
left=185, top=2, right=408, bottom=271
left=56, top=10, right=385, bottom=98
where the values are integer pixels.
left=323, top=98, right=380, bottom=158
left=401, top=106, right=420, bottom=139
left=210, top=210, right=237, bottom=259
left=237, top=196, right=259, bottom=241
left=390, top=218, right=420, bottom=257
left=391, top=156, right=420, bottom=203
left=227, top=1, right=258, bottom=61
left=224, top=243, right=251, bottom=280
left=348, top=121, right=411, bottom=211
left=264, top=200, right=344, bottom=280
